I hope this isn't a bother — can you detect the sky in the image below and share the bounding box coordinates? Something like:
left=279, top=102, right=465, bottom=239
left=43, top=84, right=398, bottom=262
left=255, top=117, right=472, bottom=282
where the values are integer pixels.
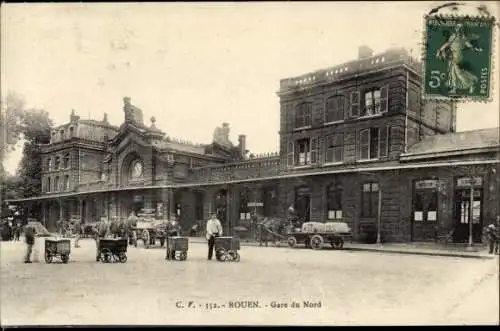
left=2, top=1, right=499, bottom=175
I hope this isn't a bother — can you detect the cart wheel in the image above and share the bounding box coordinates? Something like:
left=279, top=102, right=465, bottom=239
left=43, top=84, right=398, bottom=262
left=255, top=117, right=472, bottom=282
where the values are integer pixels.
left=219, top=254, right=227, bottom=262
left=180, top=252, right=187, bottom=261
left=44, top=252, right=53, bottom=264
left=287, top=236, right=297, bottom=248
left=310, top=235, right=324, bottom=250
left=119, top=253, right=127, bottom=263
left=331, top=239, right=344, bottom=249
left=61, top=254, right=69, bottom=264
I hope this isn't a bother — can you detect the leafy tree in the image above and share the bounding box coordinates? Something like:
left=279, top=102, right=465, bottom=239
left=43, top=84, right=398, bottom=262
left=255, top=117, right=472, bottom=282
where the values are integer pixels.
left=1, top=93, right=53, bottom=216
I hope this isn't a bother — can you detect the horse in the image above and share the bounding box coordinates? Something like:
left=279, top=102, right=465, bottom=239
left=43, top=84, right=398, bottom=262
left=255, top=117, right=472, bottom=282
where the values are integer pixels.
left=256, top=216, right=292, bottom=247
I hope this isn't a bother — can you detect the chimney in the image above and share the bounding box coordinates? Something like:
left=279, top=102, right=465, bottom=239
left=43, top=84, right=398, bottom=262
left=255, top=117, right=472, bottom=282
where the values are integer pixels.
left=238, top=134, right=247, bottom=158
left=103, top=112, right=108, bottom=124
left=358, top=45, right=374, bottom=59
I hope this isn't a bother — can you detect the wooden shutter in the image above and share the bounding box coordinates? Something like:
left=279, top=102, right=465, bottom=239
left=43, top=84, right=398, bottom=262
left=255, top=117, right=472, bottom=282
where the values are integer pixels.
left=380, top=85, right=389, bottom=113
left=379, top=126, right=388, bottom=158
left=286, top=141, right=294, bottom=167
left=349, top=91, right=360, bottom=117
left=310, top=137, right=319, bottom=164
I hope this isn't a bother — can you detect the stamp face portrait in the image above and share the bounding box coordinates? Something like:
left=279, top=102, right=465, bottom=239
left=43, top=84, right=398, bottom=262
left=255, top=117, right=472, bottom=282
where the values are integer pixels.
left=423, top=16, right=495, bottom=101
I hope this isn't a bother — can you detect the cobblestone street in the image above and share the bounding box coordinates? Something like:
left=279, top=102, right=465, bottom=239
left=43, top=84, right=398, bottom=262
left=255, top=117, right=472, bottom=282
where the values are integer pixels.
left=1, top=238, right=498, bottom=326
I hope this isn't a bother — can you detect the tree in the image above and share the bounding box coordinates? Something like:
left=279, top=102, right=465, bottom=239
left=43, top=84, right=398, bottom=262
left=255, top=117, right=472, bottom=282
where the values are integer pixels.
left=16, top=108, right=53, bottom=199
left=0, top=93, right=53, bottom=217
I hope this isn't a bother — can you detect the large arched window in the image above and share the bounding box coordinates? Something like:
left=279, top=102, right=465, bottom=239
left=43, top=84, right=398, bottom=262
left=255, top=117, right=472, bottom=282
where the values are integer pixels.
left=60, top=129, right=65, bottom=140
left=48, top=158, right=53, bottom=172
left=129, top=159, right=144, bottom=180
left=47, top=177, right=51, bottom=192
left=69, top=126, right=75, bottom=137
left=55, top=156, right=60, bottom=170
left=64, top=175, right=70, bottom=191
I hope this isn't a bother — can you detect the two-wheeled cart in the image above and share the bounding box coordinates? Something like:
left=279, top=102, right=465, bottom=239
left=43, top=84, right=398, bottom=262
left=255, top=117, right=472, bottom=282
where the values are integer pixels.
left=165, top=236, right=188, bottom=261
left=286, top=222, right=353, bottom=250
left=215, top=236, right=240, bottom=262
left=45, top=238, right=71, bottom=263
left=97, top=238, right=128, bottom=263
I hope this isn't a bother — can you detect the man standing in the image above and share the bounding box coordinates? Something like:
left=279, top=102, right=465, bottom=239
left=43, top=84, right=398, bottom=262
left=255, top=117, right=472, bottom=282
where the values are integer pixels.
left=95, top=219, right=109, bottom=262
left=486, top=223, right=499, bottom=255
left=24, top=224, right=36, bottom=263
left=206, top=213, right=223, bottom=260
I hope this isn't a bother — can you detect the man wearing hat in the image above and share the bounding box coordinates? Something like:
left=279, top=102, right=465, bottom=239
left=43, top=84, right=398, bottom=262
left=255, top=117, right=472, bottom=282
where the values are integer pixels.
left=206, top=212, right=223, bottom=260
left=485, top=222, right=499, bottom=255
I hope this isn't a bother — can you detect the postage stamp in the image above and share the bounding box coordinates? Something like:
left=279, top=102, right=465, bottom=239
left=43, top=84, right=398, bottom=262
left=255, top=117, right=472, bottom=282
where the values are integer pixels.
left=423, top=15, right=495, bottom=101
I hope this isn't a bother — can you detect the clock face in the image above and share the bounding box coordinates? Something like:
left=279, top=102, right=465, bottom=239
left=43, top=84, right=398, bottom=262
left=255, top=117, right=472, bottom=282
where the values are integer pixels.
left=131, top=160, right=143, bottom=179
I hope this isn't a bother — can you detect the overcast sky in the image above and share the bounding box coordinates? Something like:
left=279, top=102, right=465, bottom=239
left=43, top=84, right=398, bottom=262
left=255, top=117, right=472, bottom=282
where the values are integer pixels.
left=2, top=1, right=499, bottom=175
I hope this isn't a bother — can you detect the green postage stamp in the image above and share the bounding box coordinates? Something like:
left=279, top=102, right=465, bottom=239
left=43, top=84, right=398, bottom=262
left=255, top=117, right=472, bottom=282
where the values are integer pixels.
left=423, top=15, right=495, bottom=101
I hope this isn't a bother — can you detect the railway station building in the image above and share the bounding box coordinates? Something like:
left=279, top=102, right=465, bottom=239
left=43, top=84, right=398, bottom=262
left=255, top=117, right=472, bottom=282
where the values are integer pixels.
left=9, top=46, right=500, bottom=243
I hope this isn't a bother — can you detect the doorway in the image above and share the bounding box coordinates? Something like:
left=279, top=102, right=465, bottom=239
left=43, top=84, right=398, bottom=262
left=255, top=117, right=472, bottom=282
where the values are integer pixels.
left=453, top=188, right=483, bottom=243
left=295, top=186, right=311, bottom=222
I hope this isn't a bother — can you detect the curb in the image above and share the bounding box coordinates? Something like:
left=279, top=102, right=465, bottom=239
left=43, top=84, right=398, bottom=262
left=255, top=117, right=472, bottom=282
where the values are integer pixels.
left=187, top=239, right=495, bottom=260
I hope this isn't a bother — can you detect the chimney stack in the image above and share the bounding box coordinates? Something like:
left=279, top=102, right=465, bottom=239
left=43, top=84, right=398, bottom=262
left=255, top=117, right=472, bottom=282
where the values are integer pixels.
left=238, top=134, right=247, bottom=158
left=358, top=45, right=374, bottom=59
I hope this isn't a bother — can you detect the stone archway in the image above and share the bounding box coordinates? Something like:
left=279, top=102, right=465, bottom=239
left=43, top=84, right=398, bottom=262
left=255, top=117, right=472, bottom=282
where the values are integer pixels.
left=120, top=152, right=144, bottom=186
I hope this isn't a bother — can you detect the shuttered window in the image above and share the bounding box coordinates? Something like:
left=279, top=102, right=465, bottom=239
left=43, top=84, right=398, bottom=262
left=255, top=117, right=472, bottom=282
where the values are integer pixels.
left=295, top=102, right=312, bottom=128
left=325, top=133, right=343, bottom=163
left=349, top=91, right=360, bottom=117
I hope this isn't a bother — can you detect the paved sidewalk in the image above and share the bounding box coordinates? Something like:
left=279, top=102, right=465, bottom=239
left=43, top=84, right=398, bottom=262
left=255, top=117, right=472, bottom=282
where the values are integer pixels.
left=188, top=237, right=497, bottom=259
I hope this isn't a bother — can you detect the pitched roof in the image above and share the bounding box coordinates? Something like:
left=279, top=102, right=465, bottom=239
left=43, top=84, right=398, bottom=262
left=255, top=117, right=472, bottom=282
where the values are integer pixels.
left=404, top=127, right=499, bottom=157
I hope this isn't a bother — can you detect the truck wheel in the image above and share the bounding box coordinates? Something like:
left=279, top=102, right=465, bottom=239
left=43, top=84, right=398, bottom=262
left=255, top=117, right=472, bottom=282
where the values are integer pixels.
left=331, top=238, right=344, bottom=249
left=310, top=235, right=324, bottom=250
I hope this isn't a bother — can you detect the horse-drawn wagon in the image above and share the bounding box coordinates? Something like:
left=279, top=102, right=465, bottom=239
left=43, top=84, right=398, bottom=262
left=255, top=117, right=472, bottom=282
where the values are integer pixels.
left=286, top=222, right=353, bottom=250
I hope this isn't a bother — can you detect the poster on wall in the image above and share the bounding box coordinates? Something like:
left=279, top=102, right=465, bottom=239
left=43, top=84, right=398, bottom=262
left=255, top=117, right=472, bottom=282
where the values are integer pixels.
left=428, top=211, right=437, bottom=221
left=414, top=211, right=423, bottom=221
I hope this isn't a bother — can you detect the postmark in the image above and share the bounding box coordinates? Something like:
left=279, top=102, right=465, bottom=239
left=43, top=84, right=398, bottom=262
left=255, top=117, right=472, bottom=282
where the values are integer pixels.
left=423, top=15, right=495, bottom=101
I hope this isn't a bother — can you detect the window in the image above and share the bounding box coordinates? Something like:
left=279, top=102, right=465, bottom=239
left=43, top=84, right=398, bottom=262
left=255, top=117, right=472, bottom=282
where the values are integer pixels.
left=63, top=153, right=70, bottom=169
left=325, top=133, right=343, bottom=163
left=60, top=130, right=65, bottom=140
left=55, top=156, right=61, bottom=170
left=47, top=177, right=51, bottom=192
left=54, top=176, right=60, bottom=192
left=64, top=175, right=70, bottom=191
left=413, top=180, right=438, bottom=222
left=48, top=158, right=53, bottom=172
left=327, top=184, right=343, bottom=220
left=69, top=126, right=75, bottom=137
left=286, top=141, right=294, bottom=168
left=361, top=182, right=379, bottom=217
left=363, top=90, right=381, bottom=116
left=349, top=91, right=360, bottom=117
left=295, top=102, right=312, bottom=128
left=51, top=131, right=56, bottom=142
left=297, top=139, right=310, bottom=165
left=362, top=86, right=389, bottom=116
left=325, top=95, right=345, bottom=123
left=359, top=128, right=380, bottom=160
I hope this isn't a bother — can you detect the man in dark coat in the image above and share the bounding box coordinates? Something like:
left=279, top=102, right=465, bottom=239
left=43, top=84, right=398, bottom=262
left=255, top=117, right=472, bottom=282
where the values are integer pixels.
left=24, top=224, right=36, bottom=263
left=486, top=223, right=499, bottom=255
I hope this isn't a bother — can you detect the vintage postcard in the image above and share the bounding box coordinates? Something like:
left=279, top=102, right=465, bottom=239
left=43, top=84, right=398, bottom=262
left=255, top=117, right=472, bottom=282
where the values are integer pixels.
left=1, top=1, right=499, bottom=327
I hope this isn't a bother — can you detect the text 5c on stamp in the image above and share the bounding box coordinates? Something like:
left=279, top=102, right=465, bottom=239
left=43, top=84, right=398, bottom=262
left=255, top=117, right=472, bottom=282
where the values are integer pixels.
left=423, top=15, right=495, bottom=101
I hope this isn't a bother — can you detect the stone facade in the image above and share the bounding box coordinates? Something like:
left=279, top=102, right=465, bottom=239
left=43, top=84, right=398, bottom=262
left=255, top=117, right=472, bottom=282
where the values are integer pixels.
left=10, top=46, right=500, bottom=244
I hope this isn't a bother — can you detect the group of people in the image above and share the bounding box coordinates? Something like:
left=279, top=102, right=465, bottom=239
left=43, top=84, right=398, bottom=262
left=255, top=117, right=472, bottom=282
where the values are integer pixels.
left=0, top=212, right=24, bottom=242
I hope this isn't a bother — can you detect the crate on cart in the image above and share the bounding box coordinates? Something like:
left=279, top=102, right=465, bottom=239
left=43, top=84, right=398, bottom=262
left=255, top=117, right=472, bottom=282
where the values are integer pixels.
left=214, top=236, right=240, bottom=262
left=166, top=236, right=189, bottom=261
left=45, top=238, right=71, bottom=264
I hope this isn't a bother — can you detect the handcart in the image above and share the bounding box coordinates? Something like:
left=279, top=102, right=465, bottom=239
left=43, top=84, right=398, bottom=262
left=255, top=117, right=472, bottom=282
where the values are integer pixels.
left=45, top=238, right=71, bottom=264
left=165, top=236, right=188, bottom=261
left=215, top=236, right=240, bottom=262
left=97, top=238, right=128, bottom=263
